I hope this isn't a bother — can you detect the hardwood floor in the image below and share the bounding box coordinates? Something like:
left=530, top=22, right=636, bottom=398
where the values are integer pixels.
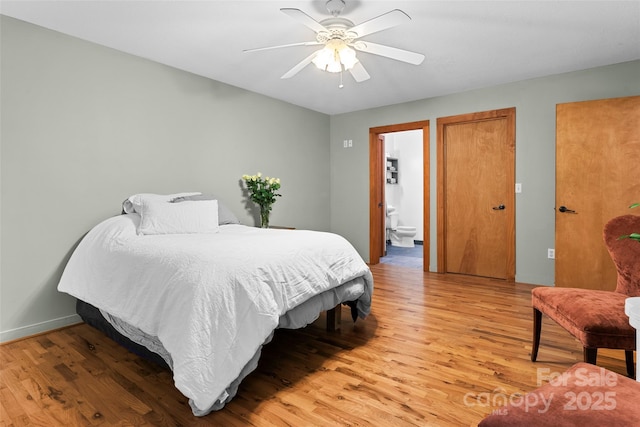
left=1, top=263, right=631, bottom=426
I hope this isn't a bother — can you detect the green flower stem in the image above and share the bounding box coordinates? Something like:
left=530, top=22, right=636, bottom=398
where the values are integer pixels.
left=242, top=173, right=281, bottom=228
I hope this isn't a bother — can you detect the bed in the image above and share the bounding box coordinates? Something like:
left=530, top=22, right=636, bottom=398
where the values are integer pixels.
left=57, top=193, right=374, bottom=416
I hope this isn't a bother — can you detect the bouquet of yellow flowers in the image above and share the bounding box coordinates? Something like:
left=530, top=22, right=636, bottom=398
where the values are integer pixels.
left=241, top=172, right=281, bottom=228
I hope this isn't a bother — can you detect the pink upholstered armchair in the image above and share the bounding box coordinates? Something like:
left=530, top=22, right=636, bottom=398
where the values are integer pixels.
left=531, top=214, right=640, bottom=378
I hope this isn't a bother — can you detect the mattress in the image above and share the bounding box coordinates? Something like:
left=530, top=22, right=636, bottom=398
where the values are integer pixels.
left=59, top=213, right=373, bottom=415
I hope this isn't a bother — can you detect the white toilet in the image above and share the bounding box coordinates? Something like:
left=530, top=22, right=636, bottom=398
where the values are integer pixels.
left=386, top=205, right=417, bottom=248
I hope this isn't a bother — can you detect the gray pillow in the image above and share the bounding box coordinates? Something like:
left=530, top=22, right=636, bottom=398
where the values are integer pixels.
left=170, top=194, right=240, bottom=225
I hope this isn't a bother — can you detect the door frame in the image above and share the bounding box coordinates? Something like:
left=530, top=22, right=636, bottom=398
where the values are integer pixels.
left=436, top=108, right=516, bottom=280
left=369, top=120, right=430, bottom=271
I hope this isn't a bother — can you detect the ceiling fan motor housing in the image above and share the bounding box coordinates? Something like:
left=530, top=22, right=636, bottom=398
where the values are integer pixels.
left=316, top=18, right=357, bottom=44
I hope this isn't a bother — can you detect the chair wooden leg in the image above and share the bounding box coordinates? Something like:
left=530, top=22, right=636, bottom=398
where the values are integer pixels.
left=584, top=347, right=597, bottom=365
left=625, top=350, right=635, bottom=379
left=531, top=308, right=542, bottom=362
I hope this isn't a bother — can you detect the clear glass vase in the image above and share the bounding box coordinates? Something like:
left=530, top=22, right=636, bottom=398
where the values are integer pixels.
left=260, top=205, right=270, bottom=228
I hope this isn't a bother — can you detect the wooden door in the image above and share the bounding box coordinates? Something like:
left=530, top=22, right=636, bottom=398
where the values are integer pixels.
left=437, top=108, right=515, bottom=280
left=555, top=95, right=640, bottom=290
left=369, top=134, right=385, bottom=265
left=378, top=135, right=386, bottom=258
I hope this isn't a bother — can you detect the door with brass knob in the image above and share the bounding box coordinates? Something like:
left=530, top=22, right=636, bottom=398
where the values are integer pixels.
left=555, top=96, right=640, bottom=290
left=437, top=108, right=515, bottom=280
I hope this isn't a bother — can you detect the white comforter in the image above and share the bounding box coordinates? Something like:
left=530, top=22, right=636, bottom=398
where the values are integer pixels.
left=58, top=214, right=373, bottom=414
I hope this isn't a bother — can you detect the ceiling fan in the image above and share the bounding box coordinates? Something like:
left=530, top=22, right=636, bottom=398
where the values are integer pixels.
left=244, top=0, right=425, bottom=85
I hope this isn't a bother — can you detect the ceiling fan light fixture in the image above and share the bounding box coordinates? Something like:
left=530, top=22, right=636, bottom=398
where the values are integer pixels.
left=312, top=40, right=358, bottom=73
left=312, top=47, right=333, bottom=70
left=338, top=46, right=358, bottom=69
left=325, top=56, right=344, bottom=73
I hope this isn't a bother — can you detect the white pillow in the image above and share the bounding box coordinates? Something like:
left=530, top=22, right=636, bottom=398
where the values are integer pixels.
left=137, top=199, right=219, bottom=235
left=122, top=192, right=201, bottom=214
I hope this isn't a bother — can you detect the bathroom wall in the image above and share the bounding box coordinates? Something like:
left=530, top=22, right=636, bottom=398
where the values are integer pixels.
left=384, top=130, right=424, bottom=242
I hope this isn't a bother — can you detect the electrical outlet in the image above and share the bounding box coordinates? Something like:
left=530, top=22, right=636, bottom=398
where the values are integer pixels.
left=547, top=248, right=555, bottom=259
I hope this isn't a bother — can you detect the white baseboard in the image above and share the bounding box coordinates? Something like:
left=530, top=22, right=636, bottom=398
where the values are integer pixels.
left=0, top=314, right=82, bottom=343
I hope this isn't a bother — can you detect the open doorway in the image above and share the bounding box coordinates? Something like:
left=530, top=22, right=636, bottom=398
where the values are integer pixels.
left=380, top=131, right=424, bottom=269
left=369, top=121, right=430, bottom=271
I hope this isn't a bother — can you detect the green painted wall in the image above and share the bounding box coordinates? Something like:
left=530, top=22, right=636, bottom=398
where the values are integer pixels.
left=1, top=16, right=330, bottom=341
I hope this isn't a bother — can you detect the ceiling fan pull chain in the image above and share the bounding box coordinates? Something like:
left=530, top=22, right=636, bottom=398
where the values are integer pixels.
left=339, top=70, right=344, bottom=89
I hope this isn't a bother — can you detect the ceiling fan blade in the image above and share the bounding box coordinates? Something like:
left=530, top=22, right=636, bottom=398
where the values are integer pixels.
left=281, top=8, right=328, bottom=34
left=349, top=9, right=411, bottom=38
left=349, top=62, right=371, bottom=82
left=244, top=41, right=321, bottom=53
left=281, top=50, right=320, bottom=79
left=352, top=41, right=425, bottom=65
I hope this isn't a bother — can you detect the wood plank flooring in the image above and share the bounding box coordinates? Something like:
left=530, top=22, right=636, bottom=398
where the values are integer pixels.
left=0, top=263, right=631, bottom=426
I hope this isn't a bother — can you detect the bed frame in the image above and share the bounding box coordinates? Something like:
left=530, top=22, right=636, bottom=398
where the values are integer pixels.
left=77, top=299, right=344, bottom=369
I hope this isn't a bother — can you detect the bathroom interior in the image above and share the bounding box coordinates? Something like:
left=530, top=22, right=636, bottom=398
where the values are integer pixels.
left=382, top=129, right=424, bottom=270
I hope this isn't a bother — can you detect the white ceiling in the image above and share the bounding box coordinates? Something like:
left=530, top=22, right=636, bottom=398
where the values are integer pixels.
left=2, top=1, right=639, bottom=115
